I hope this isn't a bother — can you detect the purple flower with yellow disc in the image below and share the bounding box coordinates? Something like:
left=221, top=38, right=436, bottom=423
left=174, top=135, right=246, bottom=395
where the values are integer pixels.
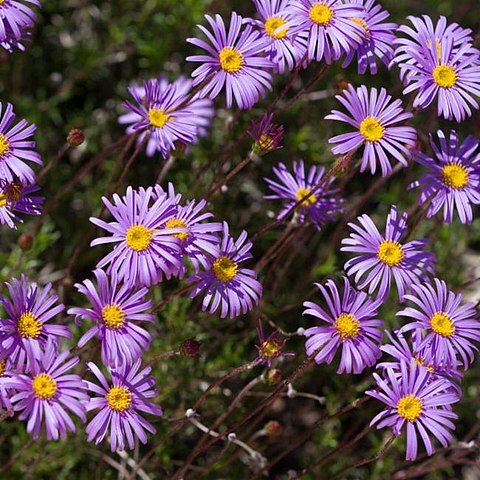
left=367, top=360, right=459, bottom=461
left=0, top=0, right=40, bottom=52
left=303, top=277, right=383, bottom=374
left=0, top=341, right=88, bottom=440
left=288, top=0, right=364, bottom=64
left=398, top=279, right=480, bottom=370
left=393, top=15, right=477, bottom=84
left=68, top=269, right=154, bottom=367
left=0, top=103, right=42, bottom=183
left=255, top=320, right=294, bottom=367
left=120, top=76, right=214, bottom=159
left=326, top=85, right=417, bottom=176
left=187, top=222, right=262, bottom=319
left=90, top=186, right=185, bottom=288
left=0, top=179, right=43, bottom=229
left=264, top=160, right=344, bottom=230
left=251, top=0, right=307, bottom=73
left=400, top=36, right=480, bottom=122
left=378, top=330, right=463, bottom=384
left=85, top=360, right=163, bottom=452
left=0, top=276, right=70, bottom=371
left=154, top=184, right=222, bottom=277
left=187, top=12, right=273, bottom=109
left=341, top=205, right=435, bottom=301
left=341, top=0, right=397, bottom=75
left=408, top=130, right=480, bottom=224
left=247, top=113, right=284, bottom=156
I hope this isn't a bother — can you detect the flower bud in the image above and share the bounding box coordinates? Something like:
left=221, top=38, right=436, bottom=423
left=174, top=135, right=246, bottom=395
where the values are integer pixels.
left=18, top=234, right=33, bottom=251
left=67, top=129, right=85, bottom=147
left=264, top=420, right=283, bottom=437
left=262, top=368, right=282, bottom=386
left=180, top=338, right=201, bottom=357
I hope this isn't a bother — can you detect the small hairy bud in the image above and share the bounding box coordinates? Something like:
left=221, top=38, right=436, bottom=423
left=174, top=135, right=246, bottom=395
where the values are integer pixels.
left=264, top=420, right=283, bottom=437
left=67, top=129, right=85, bottom=147
left=262, top=368, right=282, bottom=386
left=180, top=338, right=201, bottom=357
left=18, top=233, right=33, bottom=251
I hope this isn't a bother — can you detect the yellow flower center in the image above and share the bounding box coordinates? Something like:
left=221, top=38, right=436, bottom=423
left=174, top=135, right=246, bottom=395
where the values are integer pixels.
left=309, top=3, right=334, bottom=26
left=351, top=17, right=369, bottom=39
left=0, top=194, right=6, bottom=208
left=125, top=225, right=153, bottom=252
left=17, top=312, right=43, bottom=338
left=430, top=312, right=455, bottom=337
left=334, top=313, right=360, bottom=340
left=219, top=47, right=244, bottom=73
left=258, top=133, right=274, bottom=151
left=32, top=373, right=57, bottom=400
left=212, top=256, right=238, bottom=282
left=148, top=108, right=170, bottom=128
left=0, top=360, right=6, bottom=377
left=442, top=163, right=469, bottom=189
left=265, top=16, right=289, bottom=39
left=359, top=117, right=384, bottom=142
left=101, top=304, right=126, bottom=329
left=295, top=188, right=317, bottom=206
left=377, top=240, right=404, bottom=267
left=397, top=395, right=422, bottom=422
left=433, top=65, right=457, bottom=88
left=165, top=217, right=189, bottom=241
left=262, top=340, right=280, bottom=358
left=0, top=133, right=10, bottom=157
left=106, top=386, right=132, bottom=412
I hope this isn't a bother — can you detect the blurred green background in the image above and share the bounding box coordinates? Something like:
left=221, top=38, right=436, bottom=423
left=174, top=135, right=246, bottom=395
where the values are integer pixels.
left=1, top=0, right=480, bottom=478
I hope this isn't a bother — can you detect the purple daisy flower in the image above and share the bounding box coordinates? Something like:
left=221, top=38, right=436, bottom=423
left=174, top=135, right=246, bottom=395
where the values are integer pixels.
left=398, top=279, right=480, bottom=370
left=341, top=205, right=436, bottom=302
left=341, top=0, right=397, bottom=75
left=247, top=113, right=284, bottom=156
left=186, top=12, right=273, bottom=110
left=90, top=186, right=185, bottom=288
left=85, top=360, right=163, bottom=452
left=255, top=320, right=294, bottom=367
left=408, top=130, right=480, bottom=224
left=400, top=36, right=480, bottom=122
left=303, top=277, right=383, bottom=374
left=120, top=76, right=214, bottom=159
left=367, top=360, right=459, bottom=461
left=186, top=222, right=262, bottom=319
left=0, top=178, right=43, bottom=229
left=0, top=340, right=88, bottom=440
left=0, top=0, right=40, bottom=52
left=287, top=0, right=364, bottom=64
left=393, top=15, right=477, bottom=84
left=264, top=159, right=344, bottom=230
left=153, top=184, right=222, bottom=277
left=251, top=0, right=307, bottom=74
left=325, top=84, right=417, bottom=176
left=378, top=330, right=463, bottom=384
left=0, top=276, right=70, bottom=371
left=0, top=103, right=42, bottom=183
left=67, top=269, right=154, bottom=367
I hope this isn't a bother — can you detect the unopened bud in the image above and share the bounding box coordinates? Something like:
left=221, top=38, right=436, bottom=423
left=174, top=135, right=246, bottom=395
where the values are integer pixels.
left=180, top=338, right=201, bottom=357
left=336, top=79, right=349, bottom=93
left=67, top=129, right=85, bottom=147
left=264, top=420, right=283, bottom=437
left=262, top=368, right=282, bottom=386
left=18, top=234, right=33, bottom=251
